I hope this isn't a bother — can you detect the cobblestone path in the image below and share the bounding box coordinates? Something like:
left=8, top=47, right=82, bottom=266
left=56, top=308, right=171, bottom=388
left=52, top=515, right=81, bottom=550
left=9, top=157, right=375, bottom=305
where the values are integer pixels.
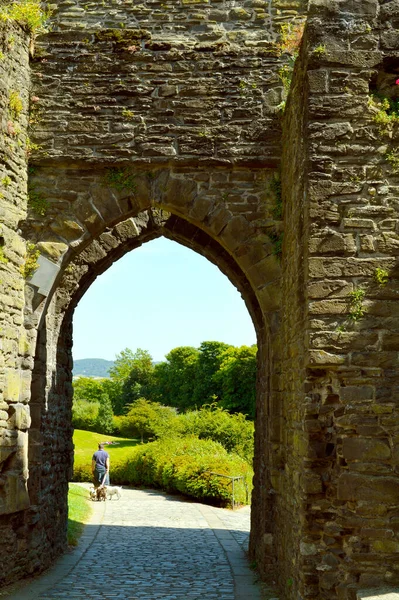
left=5, top=487, right=274, bottom=600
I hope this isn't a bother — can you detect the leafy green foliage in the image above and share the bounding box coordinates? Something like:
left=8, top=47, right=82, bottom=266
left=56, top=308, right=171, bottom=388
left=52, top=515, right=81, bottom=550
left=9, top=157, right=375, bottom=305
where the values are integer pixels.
left=269, top=230, right=283, bottom=258
left=193, top=341, right=231, bottom=407
left=374, top=267, right=389, bottom=287
left=117, top=436, right=252, bottom=506
left=276, top=20, right=304, bottom=113
left=0, top=0, right=51, bottom=34
left=152, top=346, right=199, bottom=410
left=177, top=405, right=254, bottom=464
left=386, top=149, right=399, bottom=173
left=9, top=90, right=23, bottom=120
left=270, top=172, right=282, bottom=220
left=121, top=348, right=154, bottom=406
left=21, top=242, right=39, bottom=279
left=349, top=288, right=366, bottom=321
left=28, top=186, right=48, bottom=216
left=369, top=95, right=399, bottom=133
left=118, top=398, right=177, bottom=442
left=214, top=346, right=257, bottom=418
left=95, top=392, right=114, bottom=435
left=72, top=398, right=100, bottom=432
left=73, top=339, right=257, bottom=420
left=104, top=168, right=136, bottom=193
left=68, top=484, right=92, bottom=546
left=73, top=377, right=107, bottom=403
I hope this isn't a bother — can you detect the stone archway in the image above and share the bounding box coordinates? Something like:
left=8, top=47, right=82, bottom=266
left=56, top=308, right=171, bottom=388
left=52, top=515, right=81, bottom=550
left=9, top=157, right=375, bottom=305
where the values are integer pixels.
left=24, top=198, right=281, bottom=586
left=3, top=1, right=399, bottom=598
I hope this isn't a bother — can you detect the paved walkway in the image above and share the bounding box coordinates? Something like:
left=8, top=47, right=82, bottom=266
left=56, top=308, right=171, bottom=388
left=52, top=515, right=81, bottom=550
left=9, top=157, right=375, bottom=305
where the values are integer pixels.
left=4, top=486, right=278, bottom=600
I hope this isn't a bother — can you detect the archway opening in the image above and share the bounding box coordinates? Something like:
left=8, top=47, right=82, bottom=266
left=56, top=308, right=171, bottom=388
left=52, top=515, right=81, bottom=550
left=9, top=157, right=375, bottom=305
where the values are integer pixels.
left=26, top=209, right=278, bottom=582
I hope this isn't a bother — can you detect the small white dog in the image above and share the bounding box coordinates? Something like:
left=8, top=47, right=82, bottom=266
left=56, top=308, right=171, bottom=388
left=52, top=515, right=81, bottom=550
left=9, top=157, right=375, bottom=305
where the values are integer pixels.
left=106, top=485, right=122, bottom=500
left=89, top=486, right=97, bottom=501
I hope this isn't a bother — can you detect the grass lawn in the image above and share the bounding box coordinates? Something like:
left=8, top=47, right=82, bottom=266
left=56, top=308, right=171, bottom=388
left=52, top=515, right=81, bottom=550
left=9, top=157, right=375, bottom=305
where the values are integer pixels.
left=73, top=429, right=140, bottom=482
left=68, top=483, right=92, bottom=546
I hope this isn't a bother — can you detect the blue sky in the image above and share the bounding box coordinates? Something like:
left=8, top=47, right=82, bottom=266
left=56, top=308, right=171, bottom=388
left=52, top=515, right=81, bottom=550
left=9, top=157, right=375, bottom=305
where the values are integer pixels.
left=72, top=237, right=256, bottom=362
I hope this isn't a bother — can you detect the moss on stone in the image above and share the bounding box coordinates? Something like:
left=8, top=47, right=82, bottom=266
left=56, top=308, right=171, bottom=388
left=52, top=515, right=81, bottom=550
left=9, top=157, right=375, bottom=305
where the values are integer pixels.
left=94, top=28, right=151, bottom=44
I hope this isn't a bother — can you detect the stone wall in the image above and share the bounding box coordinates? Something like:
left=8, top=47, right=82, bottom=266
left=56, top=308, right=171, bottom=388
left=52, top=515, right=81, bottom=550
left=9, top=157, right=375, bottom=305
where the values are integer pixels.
left=0, top=20, right=37, bottom=584
left=279, top=0, right=399, bottom=598
left=1, top=0, right=399, bottom=598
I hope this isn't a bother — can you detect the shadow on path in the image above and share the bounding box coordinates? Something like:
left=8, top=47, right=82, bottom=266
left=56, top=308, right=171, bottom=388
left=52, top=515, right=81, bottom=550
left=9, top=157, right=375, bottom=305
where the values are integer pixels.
left=3, top=487, right=278, bottom=600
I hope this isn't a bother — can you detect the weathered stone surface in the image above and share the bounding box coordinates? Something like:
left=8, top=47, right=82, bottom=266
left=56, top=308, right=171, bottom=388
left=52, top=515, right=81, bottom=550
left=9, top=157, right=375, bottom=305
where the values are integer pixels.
left=338, top=474, right=399, bottom=504
left=342, top=438, right=391, bottom=461
left=2, top=1, right=399, bottom=599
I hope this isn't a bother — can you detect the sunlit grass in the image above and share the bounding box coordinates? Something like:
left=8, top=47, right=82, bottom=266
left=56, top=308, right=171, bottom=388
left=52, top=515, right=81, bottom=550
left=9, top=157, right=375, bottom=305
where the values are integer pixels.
left=67, top=483, right=92, bottom=546
left=73, top=429, right=140, bottom=482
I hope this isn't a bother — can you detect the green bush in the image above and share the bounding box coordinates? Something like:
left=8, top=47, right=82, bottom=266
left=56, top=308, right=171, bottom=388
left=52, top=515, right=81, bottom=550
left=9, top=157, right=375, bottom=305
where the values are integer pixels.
left=175, top=405, right=254, bottom=464
left=72, top=399, right=99, bottom=432
left=114, top=436, right=252, bottom=506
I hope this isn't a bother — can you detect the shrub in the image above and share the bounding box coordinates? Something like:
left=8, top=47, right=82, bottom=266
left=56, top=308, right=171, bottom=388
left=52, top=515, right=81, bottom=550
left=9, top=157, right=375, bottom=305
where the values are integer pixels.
left=72, top=399, right=99, bottom=432
left=118, top=398, right=177, bottom=442
left=0, top=0, right=52, bottom=35
left=116, top=436, right=252, bottom=507
left=175, top=405, right=254, bottom=464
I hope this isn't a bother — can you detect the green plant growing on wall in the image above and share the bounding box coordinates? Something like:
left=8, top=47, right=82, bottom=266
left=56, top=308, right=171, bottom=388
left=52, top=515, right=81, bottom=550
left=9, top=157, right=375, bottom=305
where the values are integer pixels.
left=26, top=136, right=42, bottom=156
left=276, top=20, right=304, bottom=113
left=269, top=230, right=283, bottom=259
left=239, top=79, right=257, bottom=97
left=349, top=288, right=366, bottom=321
left=21, top=242, right=40, bottom=279
left=0, top=51, right=4, bottom=61
left=368, top=95, right=399, bottom=134
left=28, top=187, right=48, bottom=216
left=374, top=267, right=389, bottom=287
left=104, top=168, right=136, bottom=193
left=0, top=0, right=52, bottom=35
left=0, top=247, right=8, bottom=265
left=277, top=21, right=305, bottom=57
left=386, top=149, right=399, bottom=173
left=9, top=90, right=23, bottom=120
left=312, top=44, right=326, bottom=57
left=122, top=108, right=135, bottom=121
left=270, top=172, right=282, bottom=220
left=1, top=175, right=12, bottom=187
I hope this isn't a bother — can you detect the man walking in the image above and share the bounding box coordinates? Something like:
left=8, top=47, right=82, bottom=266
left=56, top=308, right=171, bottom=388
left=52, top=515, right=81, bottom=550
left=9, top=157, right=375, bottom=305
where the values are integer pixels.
left=92, top=442, right=110, bottom=488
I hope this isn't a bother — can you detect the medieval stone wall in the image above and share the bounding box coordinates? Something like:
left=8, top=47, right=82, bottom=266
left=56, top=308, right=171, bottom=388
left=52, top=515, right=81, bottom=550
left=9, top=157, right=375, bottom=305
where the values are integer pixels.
left=279, top=1, right=399, bottom=598
left=0, top=20, right=38, bottom=583
left=1, top=0, right=399, bottom=598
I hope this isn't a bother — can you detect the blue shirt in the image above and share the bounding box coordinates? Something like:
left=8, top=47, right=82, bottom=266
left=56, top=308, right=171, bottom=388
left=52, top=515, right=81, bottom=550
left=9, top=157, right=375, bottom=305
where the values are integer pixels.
left=92, top=449, right=109, bottom=468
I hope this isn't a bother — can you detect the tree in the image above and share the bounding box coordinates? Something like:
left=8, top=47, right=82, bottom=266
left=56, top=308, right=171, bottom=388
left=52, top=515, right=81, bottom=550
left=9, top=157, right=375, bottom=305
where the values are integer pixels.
left=119, top=398, right=175, bottom=443
left=122, top=348, right=154, bottom=406
left=193, top=341, right=232, bottom=407
left=95, top=392, right=114, bottom=435
left=73, top=377, right=106, bottom=403
left=107, top=348, right=154, bottom=415
left=72, top=399, right=99, bottom=432
left=152, top=346, right=199, bottom=410
left=214, top=345, right=257, bottom=418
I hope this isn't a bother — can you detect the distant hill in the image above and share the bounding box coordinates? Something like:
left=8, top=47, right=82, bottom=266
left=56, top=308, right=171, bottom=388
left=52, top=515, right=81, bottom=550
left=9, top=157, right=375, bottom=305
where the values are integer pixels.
left=73, top=358, right=114, bottom=378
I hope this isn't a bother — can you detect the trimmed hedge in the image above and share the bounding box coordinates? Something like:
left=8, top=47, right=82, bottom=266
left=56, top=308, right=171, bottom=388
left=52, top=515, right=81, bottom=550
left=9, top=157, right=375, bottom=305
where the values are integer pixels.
left=73, top=436, right=252, bottom=507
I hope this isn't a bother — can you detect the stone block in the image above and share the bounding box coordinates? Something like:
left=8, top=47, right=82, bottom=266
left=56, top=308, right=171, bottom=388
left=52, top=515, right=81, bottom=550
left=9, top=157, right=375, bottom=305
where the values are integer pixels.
left=163, top=177, right=198, bottom=212
left=50, top=217, right=85, bottom=242
left=301, top=471, right=323, bottom=494
left=4, top=370, right=21, bottom=403
left=8, top=404, right=31, bottom=431
left=0, top=472, right=30, bottom=515
left=337, top=473, right=399, bottom=504
left=220, top=216, right=252, bottom=252
left=342, top=438, right=391, bottom=461
left=340, top=386, right=374, bottom=402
